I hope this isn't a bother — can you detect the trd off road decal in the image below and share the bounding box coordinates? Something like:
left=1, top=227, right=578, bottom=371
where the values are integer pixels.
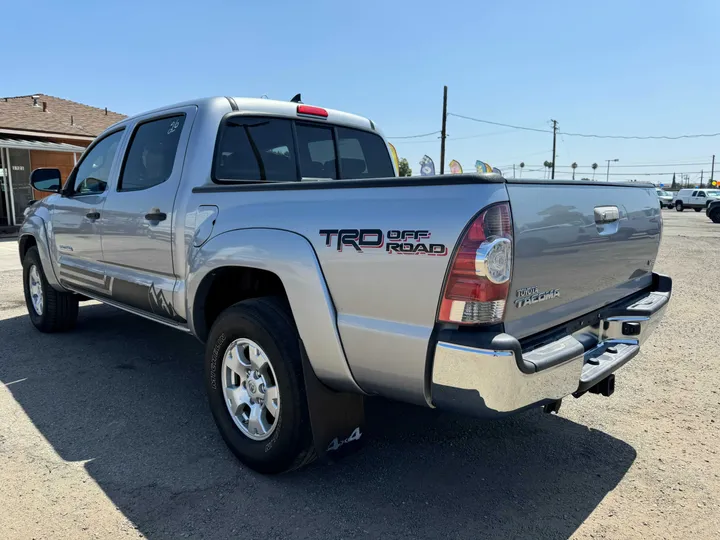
left=319, top=229, right=448, bottom=256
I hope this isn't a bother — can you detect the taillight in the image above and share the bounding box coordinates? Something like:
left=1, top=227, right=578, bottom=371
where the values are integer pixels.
left=438, top=203, right=513, bottom=325
left=297, top=105, right=328, bottom=118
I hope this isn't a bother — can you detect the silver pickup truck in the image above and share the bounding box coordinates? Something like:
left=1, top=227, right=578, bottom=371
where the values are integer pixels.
left=19, top=97, right=671, bottom=473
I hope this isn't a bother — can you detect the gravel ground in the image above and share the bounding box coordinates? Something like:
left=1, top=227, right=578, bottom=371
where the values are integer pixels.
left=0, top=211, right=718, bottom=540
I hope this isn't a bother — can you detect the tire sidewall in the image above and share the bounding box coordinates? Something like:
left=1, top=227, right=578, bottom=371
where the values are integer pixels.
left=676, top=201, right=684, bottom=211
left=205, top=303, right=308, bottom=472
left=22, top=248, right=48, bottom=330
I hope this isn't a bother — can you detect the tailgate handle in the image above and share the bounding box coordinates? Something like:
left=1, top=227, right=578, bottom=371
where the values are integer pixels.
left=594, top=206, right=619, bottom=224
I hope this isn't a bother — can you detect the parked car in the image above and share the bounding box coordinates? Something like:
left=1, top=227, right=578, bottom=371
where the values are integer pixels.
left=656, top=188, right=673, bottom=208
left=707, top=197, right=720, bottom=223
left=19, top=96, right=672, bottom=473
left=672, top=188, right=720, bottom=211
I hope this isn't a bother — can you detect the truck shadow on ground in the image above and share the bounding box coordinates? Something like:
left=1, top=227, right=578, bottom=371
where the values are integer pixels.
left=0, top=304, right=636, bottom=540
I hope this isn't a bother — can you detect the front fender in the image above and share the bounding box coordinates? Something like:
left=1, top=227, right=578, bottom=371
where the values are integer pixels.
left=186, top=228, right=364, bottom=395
left=19, top=214, right=63, bottom=290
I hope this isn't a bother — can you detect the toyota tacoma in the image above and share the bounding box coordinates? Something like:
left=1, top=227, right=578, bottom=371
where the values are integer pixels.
left=19, top=96, right=671, bottom=473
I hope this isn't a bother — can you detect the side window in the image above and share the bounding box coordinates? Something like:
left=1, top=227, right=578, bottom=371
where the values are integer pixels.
left=698, top=191, right=706, bottom=197
left=336, top=127, right=394, bottom=179
left=691, top=191, right=698, bottom=197
left=296, top=124, right=336, bottom=180
left=214, top=117, right=297, bottom=182
left=119, top=115, right=185, bottom=191
left=73, top=130, right=124, bottom=195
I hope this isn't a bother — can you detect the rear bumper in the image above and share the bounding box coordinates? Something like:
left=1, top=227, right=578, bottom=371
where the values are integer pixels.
left=430, top=273, right=671, bottom=418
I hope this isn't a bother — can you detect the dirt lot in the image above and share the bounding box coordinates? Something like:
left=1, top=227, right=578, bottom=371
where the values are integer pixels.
left=0, top=211, right=718, bottom=540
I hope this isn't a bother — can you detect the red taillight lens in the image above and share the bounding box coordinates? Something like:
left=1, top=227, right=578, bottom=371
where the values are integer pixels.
left=438, top=203, right=513, bottom=324
left=297, top=105, right=328, bottom=118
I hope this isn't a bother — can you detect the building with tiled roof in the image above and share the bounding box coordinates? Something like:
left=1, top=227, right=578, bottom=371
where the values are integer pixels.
left=0, top=94, right=126, bottom=230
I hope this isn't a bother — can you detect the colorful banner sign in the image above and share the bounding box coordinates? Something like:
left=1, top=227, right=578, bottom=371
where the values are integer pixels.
left=388, top=143, right=400, bottom=174
left=420, top=155, right=436, bottom=176
left=492, top=167, right=502, bottom=175
left=449, top=160, right=463, bottom=174
left=475, top=160, right=493, bottom=174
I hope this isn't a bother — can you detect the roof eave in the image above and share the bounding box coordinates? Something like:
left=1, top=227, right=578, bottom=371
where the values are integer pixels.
left=0, top=127, right=95, bottom=141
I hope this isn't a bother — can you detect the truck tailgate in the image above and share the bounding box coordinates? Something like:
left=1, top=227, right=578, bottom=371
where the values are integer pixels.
left=504, top=181, right=662, bottom=339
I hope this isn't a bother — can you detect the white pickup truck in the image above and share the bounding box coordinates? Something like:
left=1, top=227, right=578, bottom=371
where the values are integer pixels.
left=20, top=97, right=671, bottom=473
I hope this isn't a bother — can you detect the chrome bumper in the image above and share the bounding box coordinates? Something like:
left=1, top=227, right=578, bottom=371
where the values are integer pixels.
left=430, top=274, right=671, bottom=418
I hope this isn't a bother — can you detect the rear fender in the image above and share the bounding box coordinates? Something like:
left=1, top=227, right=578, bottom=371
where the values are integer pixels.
left=186, top=228, right=363, bottom=394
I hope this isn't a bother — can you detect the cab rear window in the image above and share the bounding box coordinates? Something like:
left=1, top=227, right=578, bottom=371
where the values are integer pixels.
left=213, top=116, right=393, bottom=183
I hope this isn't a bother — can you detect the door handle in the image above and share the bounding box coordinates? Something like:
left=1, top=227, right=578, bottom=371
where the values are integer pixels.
left=594, top=206, right=619, bottom=224
left=145, top=211, right=167, bottom=222
left=86, top=211, right=100, bottom=220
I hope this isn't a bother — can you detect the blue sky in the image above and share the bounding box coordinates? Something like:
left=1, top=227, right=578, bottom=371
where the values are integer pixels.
left=5, top=0, right=720, bottom=184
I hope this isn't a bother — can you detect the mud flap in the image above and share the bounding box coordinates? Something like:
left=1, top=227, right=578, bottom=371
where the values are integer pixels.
left=301, top=349, right=365, bottom=463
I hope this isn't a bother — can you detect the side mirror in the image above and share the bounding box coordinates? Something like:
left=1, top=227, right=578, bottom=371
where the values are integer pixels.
left=30, top=168, right=62, bottom=193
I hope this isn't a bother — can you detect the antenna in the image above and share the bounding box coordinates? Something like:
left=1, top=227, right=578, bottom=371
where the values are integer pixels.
left=290, top=93, right=302, bottom=103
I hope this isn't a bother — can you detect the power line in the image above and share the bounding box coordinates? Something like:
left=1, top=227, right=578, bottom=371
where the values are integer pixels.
left=448, top=112, right=720, bottom=140
left=447, top=113, right=552, bottom=133
left=386, top=130, right=442, bottom=140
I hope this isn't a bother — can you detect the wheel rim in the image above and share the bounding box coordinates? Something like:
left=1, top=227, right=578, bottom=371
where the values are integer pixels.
left=28, top=265, right=44, bottom=316
left=221, top=338, right=280, bottom=441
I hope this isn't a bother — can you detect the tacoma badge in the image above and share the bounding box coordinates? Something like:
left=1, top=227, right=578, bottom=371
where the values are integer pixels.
left=514, top=286, right=560, bottom=308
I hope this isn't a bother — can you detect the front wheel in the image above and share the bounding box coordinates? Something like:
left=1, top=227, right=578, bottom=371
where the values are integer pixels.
left=675, top=201, right=684, bottom=212
left=22, top=247, right=79, bottom=332
left=204, top=297, right=315, bottom=473
left=710, top=208, right=720, bottom=224
left=694, top=207, right=702, bottom=212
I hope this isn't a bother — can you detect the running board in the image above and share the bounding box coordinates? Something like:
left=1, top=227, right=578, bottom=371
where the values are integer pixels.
left=65, top=286, right=192, bottom=334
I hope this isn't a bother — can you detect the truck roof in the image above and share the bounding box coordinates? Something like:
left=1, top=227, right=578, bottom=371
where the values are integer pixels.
left=108, top=96, right=382, bottom=136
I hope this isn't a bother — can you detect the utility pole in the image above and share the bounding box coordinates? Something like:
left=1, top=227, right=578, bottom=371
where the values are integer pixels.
left=605, top=158, right=619, bottom=182
left=440, top=85, right=448, bottom=175
left=712, top=154, right=716, bottom=184
left=551, top=119, right=558, bottom=179
left=513, top=164, right=516, bottom=179
left=701, top=170, right=704, bottom=187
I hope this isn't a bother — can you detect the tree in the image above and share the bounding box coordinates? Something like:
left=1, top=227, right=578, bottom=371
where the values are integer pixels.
left=519, top=162, right=525, bottom=178
left=591, top=162, right=598, bottom=181
left=543, top=160, right=553, bottom=179
left=571, top=162, right=578, bottom=180
left=671, top=173, right=677, bottom=190
left=398, top=157, right=412, bottom=177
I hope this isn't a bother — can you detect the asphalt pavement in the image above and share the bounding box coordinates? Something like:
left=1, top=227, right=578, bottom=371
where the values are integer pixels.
left=0, top=211, right=718, bottom=539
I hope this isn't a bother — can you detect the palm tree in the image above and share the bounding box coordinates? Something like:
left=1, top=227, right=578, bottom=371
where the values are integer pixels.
left=571, top=162, right=578, bottom=180
left=591, top=162, right=598, bottom=181
left=519, top=162, right=525, bottom=178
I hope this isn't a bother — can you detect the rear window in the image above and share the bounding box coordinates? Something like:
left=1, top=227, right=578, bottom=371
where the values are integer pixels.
left=213, top=116, right=393, bottom=183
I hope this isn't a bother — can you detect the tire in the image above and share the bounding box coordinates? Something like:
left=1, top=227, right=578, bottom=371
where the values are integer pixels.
left=694, top=207, right=702, bottom=212
left=204, top=297, right=315, bottom=473
left=675, top=201, right=684, bottom=212
left=22, top=247, right=79, bottom=333
left=710, top=208, right=720, bottom=224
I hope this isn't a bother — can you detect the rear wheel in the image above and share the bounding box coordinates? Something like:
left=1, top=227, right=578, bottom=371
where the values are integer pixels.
left=22, top=247, right=79, bottom=332
left=710, top=208, right=720, bottom=224
left=204, top=297, right=315, bottom=473
left=675, top=201, right=684, bottom=212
